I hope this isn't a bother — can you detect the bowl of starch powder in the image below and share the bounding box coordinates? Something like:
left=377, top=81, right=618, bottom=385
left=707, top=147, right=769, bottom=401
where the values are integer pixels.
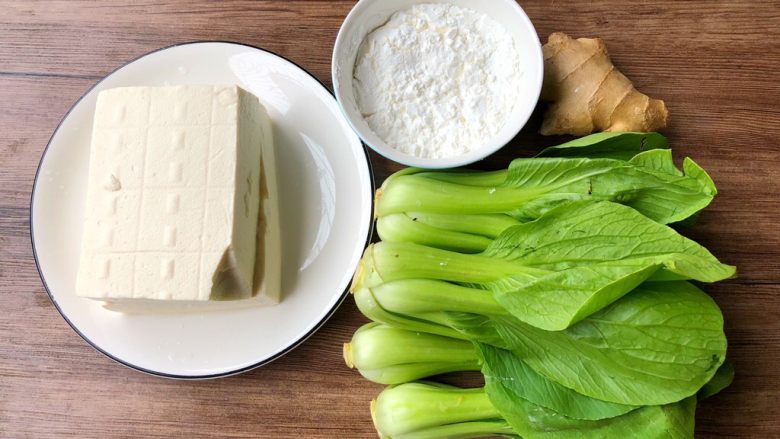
left=332, top=0, right=543, bottom=168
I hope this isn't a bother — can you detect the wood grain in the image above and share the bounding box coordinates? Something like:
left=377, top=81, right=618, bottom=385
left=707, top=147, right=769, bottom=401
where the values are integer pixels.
left=1, top=0, right=779, bottom=437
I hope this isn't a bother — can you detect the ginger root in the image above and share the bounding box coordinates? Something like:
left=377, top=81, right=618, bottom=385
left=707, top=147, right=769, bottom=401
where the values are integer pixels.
left=540, top=32, right=669, bottom=136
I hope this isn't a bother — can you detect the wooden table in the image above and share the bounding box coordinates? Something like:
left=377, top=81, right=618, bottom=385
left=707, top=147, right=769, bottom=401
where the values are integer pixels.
left=1, top=1, right=778, bottom=437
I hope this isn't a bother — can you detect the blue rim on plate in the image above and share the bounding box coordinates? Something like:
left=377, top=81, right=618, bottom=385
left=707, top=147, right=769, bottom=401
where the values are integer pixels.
left=29, top=41, right=376, bottom=380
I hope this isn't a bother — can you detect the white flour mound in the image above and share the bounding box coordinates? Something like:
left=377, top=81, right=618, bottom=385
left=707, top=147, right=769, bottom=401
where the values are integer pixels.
left=353, top=3, right=521, bottom=159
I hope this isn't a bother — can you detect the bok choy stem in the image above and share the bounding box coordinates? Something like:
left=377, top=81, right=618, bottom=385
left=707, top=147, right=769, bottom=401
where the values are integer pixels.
left=352, top=241, right=549, bottom=290
left=377, top=213, right=519, bottom=253
left=353, top=286, right=467, bottom=340
left=345, top=323, right=480, bottom=384
left=376, top=175, right=543, bottom=217
left=413, top=169, right=509, bottom=187
left=372, top=382, right=505, bottom=438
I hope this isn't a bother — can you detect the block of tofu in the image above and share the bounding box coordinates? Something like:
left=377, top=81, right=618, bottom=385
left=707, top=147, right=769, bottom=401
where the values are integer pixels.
left=76, top=85, right=281, bottom=309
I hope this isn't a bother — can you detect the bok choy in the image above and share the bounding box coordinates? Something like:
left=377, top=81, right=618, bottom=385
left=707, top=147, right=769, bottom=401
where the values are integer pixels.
left=344, top=132, right=734, bottom=438
left=354, top=325, right=733, bottom=438
left=371, top=382, right=697, bottom=439
left=353, top=280, right=727, bottom=406
left=356, top=201, right=734, bottom=331
left=376, top=133, right=716, bottom=253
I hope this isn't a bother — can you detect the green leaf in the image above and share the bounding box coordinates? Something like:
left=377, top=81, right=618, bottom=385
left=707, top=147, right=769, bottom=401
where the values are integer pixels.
left=629, top=149, right=681, bottom=174
left=476, top=342, right=637, bottom=420
left=482, top=201, right=735, bottom=330
left=502, top=154, right=714, bottom=224
left=684, top=157, right=718, bottom=197
left=698, top=360, right=735, bottom=400
left=485, top=201, right=727, bottom=273
left=615, top=150, right=718, bottom=225
left=537, top=132, right=669, bottom=161
left=486, top=374, right=696, bottom=439
left=488, top=261, right=662, bottom=330
left=479, top=282, right=727, bottom=406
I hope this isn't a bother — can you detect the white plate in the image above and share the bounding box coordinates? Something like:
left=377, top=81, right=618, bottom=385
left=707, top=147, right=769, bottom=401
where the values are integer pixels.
left=31, top=42, right=374, bottom=378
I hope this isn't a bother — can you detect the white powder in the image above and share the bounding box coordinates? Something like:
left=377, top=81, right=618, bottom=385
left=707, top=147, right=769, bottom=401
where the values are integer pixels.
left=353, top=3, right=521, bottom=159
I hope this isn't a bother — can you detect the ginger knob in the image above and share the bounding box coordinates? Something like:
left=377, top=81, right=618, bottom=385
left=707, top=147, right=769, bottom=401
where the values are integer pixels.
left=540, top=32, right=669, bottom=136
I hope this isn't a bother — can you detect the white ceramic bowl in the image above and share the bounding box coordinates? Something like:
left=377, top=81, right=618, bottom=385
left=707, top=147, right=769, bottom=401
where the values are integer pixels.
left=332, top=0, right=543, bottom=169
